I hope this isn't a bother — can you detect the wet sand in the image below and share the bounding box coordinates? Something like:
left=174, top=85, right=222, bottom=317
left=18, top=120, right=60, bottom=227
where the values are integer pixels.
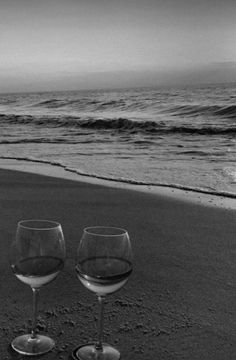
left=0, top=167, right=236, bottom=360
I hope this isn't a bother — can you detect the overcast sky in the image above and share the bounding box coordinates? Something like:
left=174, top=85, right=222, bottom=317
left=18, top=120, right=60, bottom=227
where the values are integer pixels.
left=1, top=0, right=236, bottom=92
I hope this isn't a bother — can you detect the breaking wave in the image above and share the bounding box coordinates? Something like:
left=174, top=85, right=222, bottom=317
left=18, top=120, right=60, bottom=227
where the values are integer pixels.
left=26, top=96, right=236, bottom=119
left=0, top=113, right=235, bottom=135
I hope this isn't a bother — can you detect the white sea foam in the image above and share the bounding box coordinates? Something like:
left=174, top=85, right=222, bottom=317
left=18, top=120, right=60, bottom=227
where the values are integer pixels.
left=1, top=155, right=236, bottom=199
left=223, top=167, right=236, bottom=183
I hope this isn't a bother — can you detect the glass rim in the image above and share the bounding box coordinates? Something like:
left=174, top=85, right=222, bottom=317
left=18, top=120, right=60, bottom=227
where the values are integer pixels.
left=18, top=219, right=62, bottom=230
left=83, top=226, right=128, bottom=237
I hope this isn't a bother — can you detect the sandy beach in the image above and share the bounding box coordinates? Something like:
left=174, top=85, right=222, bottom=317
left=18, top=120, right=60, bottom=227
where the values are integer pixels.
left=0, top=165, right=236, bottom=359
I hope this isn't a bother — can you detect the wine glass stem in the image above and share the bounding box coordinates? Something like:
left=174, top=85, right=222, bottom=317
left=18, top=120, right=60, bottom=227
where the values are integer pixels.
left=31, top=287, right=39, bottom=339
left=95, top=295, right=105, bottom=351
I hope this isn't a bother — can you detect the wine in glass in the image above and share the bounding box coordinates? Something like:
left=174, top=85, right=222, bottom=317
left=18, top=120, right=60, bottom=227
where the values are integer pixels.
left=10, top=220, right=66, bottom=355
left=73, top=226, right=132, bottom=360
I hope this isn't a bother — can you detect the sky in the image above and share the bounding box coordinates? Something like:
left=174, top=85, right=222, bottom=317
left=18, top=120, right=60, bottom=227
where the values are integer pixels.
left=1, top=0, right=236, bottom=92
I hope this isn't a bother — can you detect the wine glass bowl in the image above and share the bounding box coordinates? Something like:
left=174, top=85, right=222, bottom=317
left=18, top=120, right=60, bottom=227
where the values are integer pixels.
left=10, top=220, right=65, bottom=356
left=73, top=226, right=132, bottom=360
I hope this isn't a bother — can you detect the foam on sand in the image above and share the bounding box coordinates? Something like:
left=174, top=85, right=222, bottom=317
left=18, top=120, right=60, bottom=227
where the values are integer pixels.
left=0, top=157, right=235, bottom=210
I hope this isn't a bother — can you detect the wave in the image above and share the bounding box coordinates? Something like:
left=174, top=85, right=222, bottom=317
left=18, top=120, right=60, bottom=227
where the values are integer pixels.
left=96, top=99, right=126, bottom=109
left=177, top=150, right=227, bottom=156
left=165, top=104, right=236, bottom=119
left=0, top=113, right=235, bottom=135
left=0, top=138, right=80, bottom=145
left=0, top=98, right=17, bottom=105
left=30, top=97, right=236, bottom=119
left=32, top=98, right=126, bottom=109
left=32, top=99, right=69, bottom=108
left=1, top=156, right=236, bottom=199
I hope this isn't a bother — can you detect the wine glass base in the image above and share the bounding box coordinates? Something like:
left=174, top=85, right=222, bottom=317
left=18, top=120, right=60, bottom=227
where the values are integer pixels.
left=11, top=334, right=55, bottom=356
left=71, top=343, right=120, bottom=360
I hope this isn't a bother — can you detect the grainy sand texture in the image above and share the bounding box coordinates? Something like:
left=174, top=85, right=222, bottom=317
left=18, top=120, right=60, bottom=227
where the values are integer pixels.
left=0, top=167, right=235, bottom=360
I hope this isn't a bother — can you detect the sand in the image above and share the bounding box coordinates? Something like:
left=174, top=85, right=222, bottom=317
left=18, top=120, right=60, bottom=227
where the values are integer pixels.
left=0, top=165, right=236, bottom=359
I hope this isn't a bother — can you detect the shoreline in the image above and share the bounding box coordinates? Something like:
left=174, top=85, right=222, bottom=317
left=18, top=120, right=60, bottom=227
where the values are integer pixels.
left=0, top=158, right=235, bottom=210
left=1, top=166, right=236, bottom=359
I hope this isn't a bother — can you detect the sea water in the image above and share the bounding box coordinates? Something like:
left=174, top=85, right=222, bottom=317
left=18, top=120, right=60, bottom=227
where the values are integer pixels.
left=0, top=84, right=235, bottom=197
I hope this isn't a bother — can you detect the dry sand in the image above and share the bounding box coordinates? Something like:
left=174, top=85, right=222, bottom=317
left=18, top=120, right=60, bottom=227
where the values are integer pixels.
left=0, top=165, right=236, bottom=359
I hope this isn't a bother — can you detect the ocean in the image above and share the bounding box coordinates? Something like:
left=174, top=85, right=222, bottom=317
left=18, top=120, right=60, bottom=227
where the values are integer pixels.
left=0, top=84, right=235, bottom=197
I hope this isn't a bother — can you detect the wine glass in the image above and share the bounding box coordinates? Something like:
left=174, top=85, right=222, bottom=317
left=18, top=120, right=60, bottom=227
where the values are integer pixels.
left=72, top=226, right=132, bottom=360
left=10, top=219, right=66, bottom=356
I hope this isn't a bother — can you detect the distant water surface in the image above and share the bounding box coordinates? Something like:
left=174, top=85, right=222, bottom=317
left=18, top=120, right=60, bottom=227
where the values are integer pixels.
left=0, top=84, right=235, bottom=197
